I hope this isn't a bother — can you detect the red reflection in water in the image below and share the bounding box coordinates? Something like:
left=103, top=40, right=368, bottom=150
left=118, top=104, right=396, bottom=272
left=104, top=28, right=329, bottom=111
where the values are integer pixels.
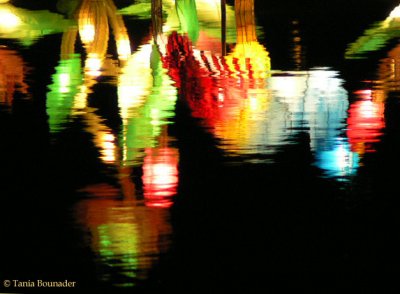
left=165, top=32, right=221, bottom=125
left=0, top=48, right=28, bottom=106
left=142, top=147, right=179, bottom=208
left=347, top=90, right=385, bottom=155
left=163, top=0, right=270, bottom=152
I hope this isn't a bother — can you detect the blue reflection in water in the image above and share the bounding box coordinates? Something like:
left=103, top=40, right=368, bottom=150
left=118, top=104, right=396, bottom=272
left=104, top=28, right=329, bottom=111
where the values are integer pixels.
left=315, top=139, right=360, bottom=179
left=270, top=69, right=360, bottom=179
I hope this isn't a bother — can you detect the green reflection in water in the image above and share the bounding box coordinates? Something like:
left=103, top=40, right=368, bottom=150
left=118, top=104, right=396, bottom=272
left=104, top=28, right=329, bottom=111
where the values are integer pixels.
left=46, top=54, right=83, bottom=133
left=120, top=0, right=237, bottom=44
left=346, top=6, right=400, bottom=58
left=119, top=43, right=177, bottom=166
left=0, top=3, right=75, bottom=46
left=176, top=0, right=200, bottom=42
left=76, top=198, right=172, bottom=288
left=97, top=223, right=138, bottom=286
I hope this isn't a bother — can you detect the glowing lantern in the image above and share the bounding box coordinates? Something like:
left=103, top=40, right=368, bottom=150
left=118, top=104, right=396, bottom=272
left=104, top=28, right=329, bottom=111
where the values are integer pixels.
left=347, top=90, right=385, bottom=155
left=142, top=147, right=179, bottom=208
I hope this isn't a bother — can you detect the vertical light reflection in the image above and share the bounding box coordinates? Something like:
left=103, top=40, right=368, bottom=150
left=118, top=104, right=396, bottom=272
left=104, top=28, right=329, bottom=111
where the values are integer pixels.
left=270, top=69, right=359, bottom=178
left=74, top=5, right=179, bottom=286
left=46, top=53, right=83, bottom=133
left=314, top=139, right=360, bottom=179
left=142, top=146, right=179, bottom=208
left=164, top=0, right=271, bottom=155
left=118, top=42, right=177, bottom=167
left=119, top=0, right=237, bottom=54
left=0, top=47, right=28, bottom=108
left=82, top=110, right=118, bottom=164
left=175, top=0, right=200, bottom=42
left=291, top=20, right=304, bottom=70
left=76, top=0, right=131, bottom=80
left=346, top=41, right=400, bottom=157
left=75, top=198, right=172, bottom=287
left=225, top=0, right=270, bottom=79
left=47, top=0, right=132, bottom=133
left=347, top=90, right=385, bottom=157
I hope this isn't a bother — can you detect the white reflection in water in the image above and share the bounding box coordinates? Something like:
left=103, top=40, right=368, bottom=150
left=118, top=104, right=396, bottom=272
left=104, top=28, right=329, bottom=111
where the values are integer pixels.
left=270, top=69, right=359, bottom=177
left=211, top=68, right=359, bottom=178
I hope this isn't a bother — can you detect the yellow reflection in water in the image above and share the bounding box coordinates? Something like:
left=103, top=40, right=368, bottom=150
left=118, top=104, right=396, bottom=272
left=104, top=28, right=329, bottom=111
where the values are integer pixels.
left=47, top=0, right=132, bottom=133
left=0, top=3, right=73, bottom=46
left=77, top=0, right=131, bottom=69
left=225, top=0, right=270, bottom=79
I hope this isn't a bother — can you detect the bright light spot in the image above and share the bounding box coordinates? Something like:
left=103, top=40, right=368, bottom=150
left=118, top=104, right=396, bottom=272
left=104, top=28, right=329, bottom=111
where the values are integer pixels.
left=142, top=148, right=179, bottom=207
left=218, top=92, right=224, bottom=102
left=100, top=132, right=116, bottom=163
left=270, top=75, right=308, bottom=99
left=85, top=54, right=102, bottom=77
left=358, top=100, right=378, bottom=119
left=354, top=89, right=372, bottom=96
left=389, top=5, right=400, bottom=19
left=147, top=163, right=177, bottom=185
left=0, top=8, right=21, bottom=30
left=80, top=24, right=95, bottom=44
left=316, top=142, right=359, bottom=178
left=117, top=38, right=131, bottom=60
left=249, top=96, right=259, bottom=111
left=59, top=73, right=71, bottom=93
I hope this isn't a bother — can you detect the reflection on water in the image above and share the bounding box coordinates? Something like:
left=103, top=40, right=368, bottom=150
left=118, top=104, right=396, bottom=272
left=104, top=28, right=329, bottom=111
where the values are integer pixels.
left=0, top=47, right=28, bottom=108
left=47, top=0, right=132, bottom=133
left=347, top=90, right=385, bottom=156
left=118, top=43, right=178, bottom=166
left=120, top=0, right=237, bottom=53
left=3, top=0, right=400, bottom=290
left=43, top=0, right=180, bottom=287
left=0, top=3, right=73, bottom=46
left=163, top=0, right=358, bottom=178
left=142, top=145, right=179, bottom=208
left=346, top=4, right=400, bottom=58
left=270, top=69, right=359, bottom=178
left=75, top=198, right=171, bottom=287
left=46, top=54, right=83, bottom=132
